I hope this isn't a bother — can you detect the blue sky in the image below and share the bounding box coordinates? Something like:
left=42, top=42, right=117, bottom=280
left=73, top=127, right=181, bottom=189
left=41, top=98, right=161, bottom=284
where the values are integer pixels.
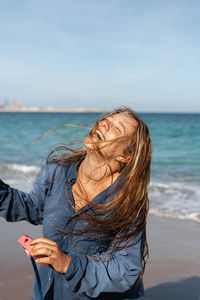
left=0, top=0, right=200, bottom=112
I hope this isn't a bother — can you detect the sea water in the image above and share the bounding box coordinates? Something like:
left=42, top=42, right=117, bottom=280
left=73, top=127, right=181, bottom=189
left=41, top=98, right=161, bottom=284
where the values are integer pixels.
left=0, top=112, right=199, bottom=222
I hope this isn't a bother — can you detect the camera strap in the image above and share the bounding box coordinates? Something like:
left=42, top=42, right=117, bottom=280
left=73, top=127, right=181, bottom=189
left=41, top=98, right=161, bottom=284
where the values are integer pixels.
left=30, top=257, right=43, bottom=300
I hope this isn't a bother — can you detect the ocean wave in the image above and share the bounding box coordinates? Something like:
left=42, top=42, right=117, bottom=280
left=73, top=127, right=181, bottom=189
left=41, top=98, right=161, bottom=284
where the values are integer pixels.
left=0, top=163, right=40, bottom=176
left=0, top=165, right=200, bottom=223
left=150, top=208, right=200, bottom=223
left=149, top=181, right=198, bottom=195
left=149, top=181, right=200, bottom=223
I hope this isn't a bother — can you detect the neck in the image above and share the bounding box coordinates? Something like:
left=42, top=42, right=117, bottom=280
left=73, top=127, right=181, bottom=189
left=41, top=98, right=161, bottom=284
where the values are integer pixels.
left=78, top=151, right=120, bottom=184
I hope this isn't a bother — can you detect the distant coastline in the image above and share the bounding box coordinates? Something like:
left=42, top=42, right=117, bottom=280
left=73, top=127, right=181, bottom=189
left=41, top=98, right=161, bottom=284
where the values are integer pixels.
left=1, top=109, right=199, bottom=114
left=0, top=107, right=106, bottom=113
left=0, top=105, right=199, bottom=114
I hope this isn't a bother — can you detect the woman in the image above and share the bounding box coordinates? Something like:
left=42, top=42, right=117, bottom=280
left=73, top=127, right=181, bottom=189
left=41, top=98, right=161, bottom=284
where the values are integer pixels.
left=0, top=107, right=152, bottom=300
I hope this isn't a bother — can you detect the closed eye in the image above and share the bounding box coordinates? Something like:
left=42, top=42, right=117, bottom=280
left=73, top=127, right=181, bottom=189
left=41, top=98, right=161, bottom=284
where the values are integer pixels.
left=116, top=127, right=122, bottom=133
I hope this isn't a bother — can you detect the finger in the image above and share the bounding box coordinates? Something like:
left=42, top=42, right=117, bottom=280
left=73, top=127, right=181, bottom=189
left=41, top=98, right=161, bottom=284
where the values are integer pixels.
left=30, top=237, right=57, bottom=246
left=31, top=242, right=56, bottom=252
left=31, top=246, right=55, bottom=258
left=35, top=256, right=54, bottom=265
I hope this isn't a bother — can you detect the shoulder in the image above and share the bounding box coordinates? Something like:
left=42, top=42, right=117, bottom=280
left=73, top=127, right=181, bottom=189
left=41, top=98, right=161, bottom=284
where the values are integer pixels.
left=39, top=161, right=70, bottom=181
left=41, top=156, right=80, bottom=182
left=37, top=155, right=85, bottom=189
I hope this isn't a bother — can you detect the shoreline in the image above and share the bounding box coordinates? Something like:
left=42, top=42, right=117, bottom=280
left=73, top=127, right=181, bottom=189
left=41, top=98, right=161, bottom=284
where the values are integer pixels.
left=0, top=215, right=200, bottom=299
left=0, top=110, right=200, bottom=114
left=0, top=109, right=106, bottom=113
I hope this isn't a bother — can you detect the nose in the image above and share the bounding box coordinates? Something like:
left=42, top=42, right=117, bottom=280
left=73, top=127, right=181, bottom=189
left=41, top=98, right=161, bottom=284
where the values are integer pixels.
left=99, top=118, right=110, bottom=131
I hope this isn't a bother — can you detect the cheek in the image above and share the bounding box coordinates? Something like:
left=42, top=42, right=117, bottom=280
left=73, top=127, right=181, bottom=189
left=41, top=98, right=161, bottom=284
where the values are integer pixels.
left=108, top=133, right=116, bottom=140
left=105, top=141, right=126, bottom=157
left=113, top=141, right=128, bottom=156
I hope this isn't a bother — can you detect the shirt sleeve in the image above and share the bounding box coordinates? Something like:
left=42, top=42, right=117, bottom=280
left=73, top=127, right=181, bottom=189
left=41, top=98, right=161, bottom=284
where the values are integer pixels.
left=0, top=164, right=52, bottom=225
left=64, top=233, right=143, bottom=298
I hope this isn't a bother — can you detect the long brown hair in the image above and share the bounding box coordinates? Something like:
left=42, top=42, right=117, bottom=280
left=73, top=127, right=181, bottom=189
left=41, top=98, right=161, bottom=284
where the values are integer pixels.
left=47, top=107, right=152, bottom=284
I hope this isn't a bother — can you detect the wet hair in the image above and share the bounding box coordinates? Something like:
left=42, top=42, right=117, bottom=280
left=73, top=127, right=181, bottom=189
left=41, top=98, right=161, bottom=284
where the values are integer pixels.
left=47, top=107, right=152, bottom=285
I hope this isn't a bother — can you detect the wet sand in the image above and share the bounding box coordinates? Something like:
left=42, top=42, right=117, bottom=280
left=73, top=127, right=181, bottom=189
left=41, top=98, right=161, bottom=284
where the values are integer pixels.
left=144, top=215, right=200, bottom=300
left=0, top=218, right=42, bottom=300
left=0, top=215, right=200, bottom=299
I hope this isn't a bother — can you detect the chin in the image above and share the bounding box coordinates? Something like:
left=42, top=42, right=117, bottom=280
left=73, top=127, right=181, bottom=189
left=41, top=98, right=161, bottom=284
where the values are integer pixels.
left=84, top=135, right=94, bottom=150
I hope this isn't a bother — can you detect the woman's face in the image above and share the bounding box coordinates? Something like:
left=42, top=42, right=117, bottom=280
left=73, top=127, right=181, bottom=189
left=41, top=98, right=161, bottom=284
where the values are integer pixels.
left=84, top=112, right=138, bottom=161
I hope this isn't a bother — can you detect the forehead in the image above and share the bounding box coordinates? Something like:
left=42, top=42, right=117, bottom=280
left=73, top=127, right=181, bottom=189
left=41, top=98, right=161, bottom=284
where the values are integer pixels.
left=107, top=113, right=138, bottom=134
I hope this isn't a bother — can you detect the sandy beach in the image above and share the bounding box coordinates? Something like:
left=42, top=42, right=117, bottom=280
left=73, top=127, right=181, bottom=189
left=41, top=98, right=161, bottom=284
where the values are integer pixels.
left=0, top=215, right=200, bottom=300
left=144, top=215, right=200, bottom=300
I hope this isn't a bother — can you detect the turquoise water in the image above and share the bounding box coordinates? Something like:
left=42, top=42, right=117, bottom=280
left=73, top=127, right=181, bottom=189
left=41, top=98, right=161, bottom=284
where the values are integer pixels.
left=0, top=112, right=200, bottom=222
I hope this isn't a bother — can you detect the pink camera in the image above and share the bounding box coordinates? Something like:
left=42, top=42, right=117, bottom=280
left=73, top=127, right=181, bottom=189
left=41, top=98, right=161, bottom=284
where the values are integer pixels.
left=18, top=234, right=33, bottom=257
left=18, top=234, right=46, bottom=266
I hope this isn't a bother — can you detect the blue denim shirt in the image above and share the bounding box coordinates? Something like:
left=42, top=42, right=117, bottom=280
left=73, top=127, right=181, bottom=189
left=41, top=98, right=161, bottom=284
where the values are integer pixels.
left=0, top=158, right=144, bottom=299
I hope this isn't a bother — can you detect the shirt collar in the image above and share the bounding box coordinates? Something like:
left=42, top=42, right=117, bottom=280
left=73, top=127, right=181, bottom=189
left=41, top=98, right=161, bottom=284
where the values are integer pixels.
left=66, top=155, right=85, bottom=185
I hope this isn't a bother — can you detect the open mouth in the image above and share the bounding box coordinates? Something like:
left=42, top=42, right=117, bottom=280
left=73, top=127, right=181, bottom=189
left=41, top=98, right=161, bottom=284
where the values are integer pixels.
left=96, top=129, right=105, bottom=141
